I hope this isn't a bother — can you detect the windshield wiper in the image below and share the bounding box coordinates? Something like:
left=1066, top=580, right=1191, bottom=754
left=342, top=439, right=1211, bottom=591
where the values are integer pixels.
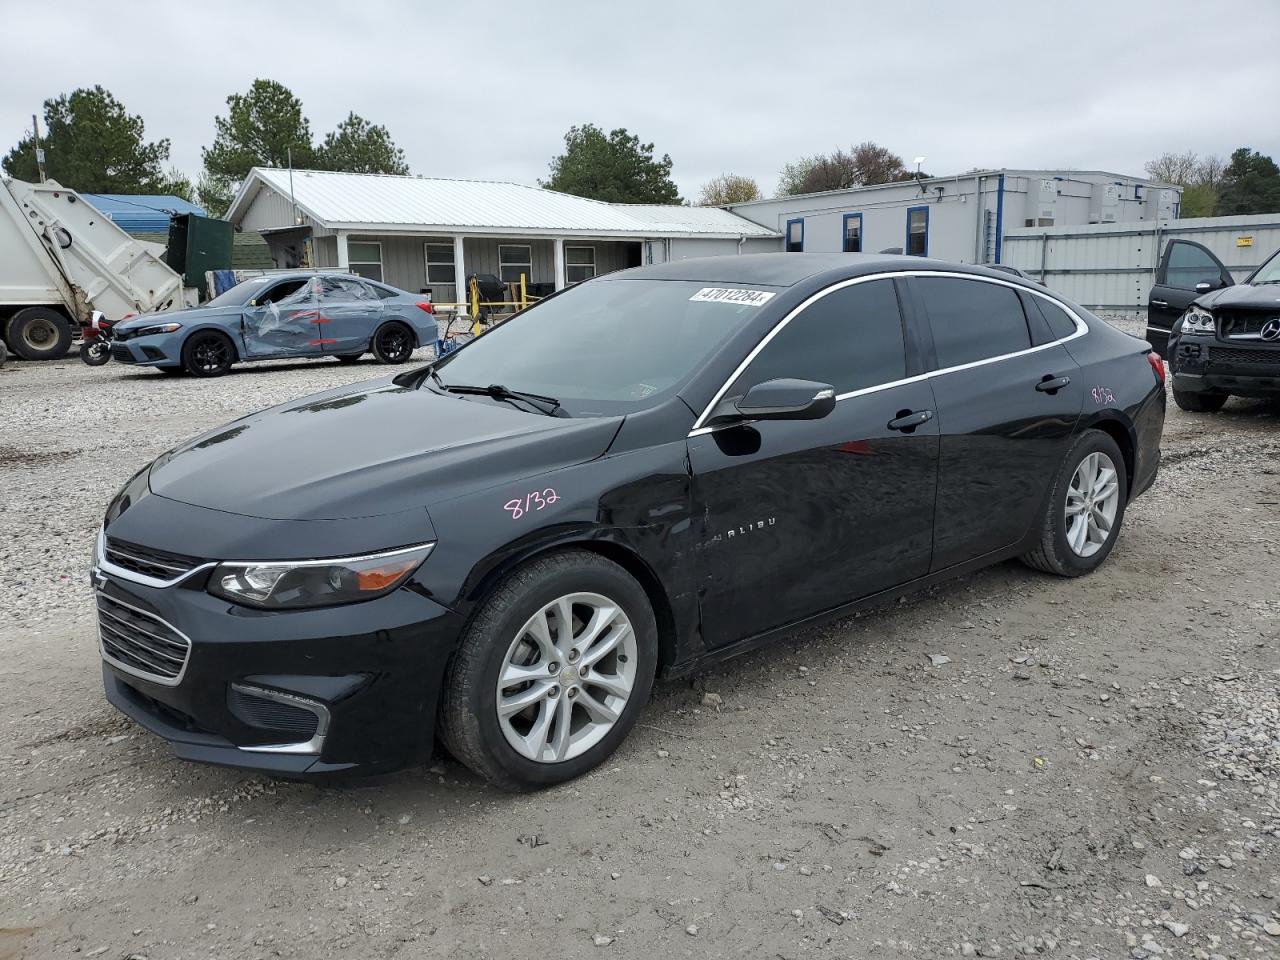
left=441, top=382, right=565, bottom=417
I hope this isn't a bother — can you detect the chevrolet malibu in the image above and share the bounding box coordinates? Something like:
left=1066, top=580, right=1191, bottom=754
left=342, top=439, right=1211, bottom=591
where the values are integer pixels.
left=109, top=272, right=437, bottom=375
left=93, top=254, right=1165, bottom=789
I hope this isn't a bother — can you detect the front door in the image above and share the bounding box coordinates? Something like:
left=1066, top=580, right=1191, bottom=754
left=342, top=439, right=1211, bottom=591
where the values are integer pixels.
left=690, top=278, right=939, bottom=649
left=908, top=274, right=1085, bottom=571
left=1147, top=240, right=1233, bottom=356
left=240, top=276, right=326, bottom=359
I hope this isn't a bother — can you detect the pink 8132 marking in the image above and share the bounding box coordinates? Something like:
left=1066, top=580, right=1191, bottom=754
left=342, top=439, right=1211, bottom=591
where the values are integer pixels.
left=504, top=487, right=560, bottom=520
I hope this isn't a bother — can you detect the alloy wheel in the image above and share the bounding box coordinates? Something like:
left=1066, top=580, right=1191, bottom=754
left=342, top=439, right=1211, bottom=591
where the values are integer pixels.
left=192, top=336, right=229, bottom=373
left=495, top=592, right=637, bottom=763
left=1064, top=451, right=1120, bottom=558
left=377, top=326, right=411, bottom=362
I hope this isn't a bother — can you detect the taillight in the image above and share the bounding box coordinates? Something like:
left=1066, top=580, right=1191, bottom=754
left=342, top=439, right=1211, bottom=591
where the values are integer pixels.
left=1146, top=352, right=1165, bottom=384
left=416, top=302, right=434, bottom=314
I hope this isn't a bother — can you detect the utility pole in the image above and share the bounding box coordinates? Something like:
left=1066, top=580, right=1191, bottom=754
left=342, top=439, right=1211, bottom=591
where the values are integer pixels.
left=32, top=113, right=47, bottom=182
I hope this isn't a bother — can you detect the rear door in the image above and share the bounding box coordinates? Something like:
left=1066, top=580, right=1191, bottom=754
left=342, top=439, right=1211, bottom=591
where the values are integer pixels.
left=319, top=277, right=385, bottom=354
left=1147, top=240, right=1232, bottom=356
left=689, top=278, right=939, bottom=648
left=909, top=274, right=1085, bottom=572
left=240, top=276, right=325, bottom=359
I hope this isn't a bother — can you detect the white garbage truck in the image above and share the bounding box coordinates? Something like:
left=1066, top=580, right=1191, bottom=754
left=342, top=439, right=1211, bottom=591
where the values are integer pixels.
left=0, top=177, right=187, bottom=361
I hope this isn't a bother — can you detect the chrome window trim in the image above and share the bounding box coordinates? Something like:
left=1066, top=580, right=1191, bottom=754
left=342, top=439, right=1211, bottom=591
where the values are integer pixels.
left=688, top=270, right=1089, bottom=437
left=95, top=528, right=216, bottom=589
left=232, top=683, right=331, bottom=756
left=96, top=592, right=192, bottom=687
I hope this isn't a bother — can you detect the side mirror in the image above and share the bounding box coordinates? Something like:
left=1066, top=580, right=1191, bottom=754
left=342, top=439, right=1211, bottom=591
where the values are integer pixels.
left=708, top=378, right=836, bottom=425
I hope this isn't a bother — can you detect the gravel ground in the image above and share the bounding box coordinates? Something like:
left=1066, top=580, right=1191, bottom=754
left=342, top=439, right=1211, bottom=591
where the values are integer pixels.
left=1, top=347, right=1277, bottom=960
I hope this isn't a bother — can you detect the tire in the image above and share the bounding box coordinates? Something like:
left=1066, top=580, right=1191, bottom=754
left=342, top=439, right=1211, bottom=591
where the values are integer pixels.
left=1020, top=429, right=1128, bottom=578
left=5, top=307, right=73, bottom=361
left=80, top=341, right=111, bottom=366
left=335, top=353, right=364, bottom=364
left=0, top=339, right=7, bottom=367
left=440, top=550, right=658, bottom=790
left=1173, top=389, right=1228, bottom=413
left=181, top=330, right=235, bottom=377
left=371, top=322, right=415, bottom=364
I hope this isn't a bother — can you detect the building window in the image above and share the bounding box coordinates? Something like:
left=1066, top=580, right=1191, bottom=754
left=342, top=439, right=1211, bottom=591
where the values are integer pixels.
left=347, top=240, right=383, bottom=281
left=785, top=218, right=804, bottom=252
left=565, top=246, right=596, bottom=284
left=905, top=207, right=929, bottom=257
left=842, top=213, right=863, bottom=253
left=425, top=242, right=456, bottom=286
left=499, top=244, right=533, bottom=284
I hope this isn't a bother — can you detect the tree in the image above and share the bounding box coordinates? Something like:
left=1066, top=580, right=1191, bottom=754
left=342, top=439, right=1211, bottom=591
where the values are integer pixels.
left=160, top=167, right=195, bottom=203
left=315, top=112, right=409, bottom=175
left=777, top=141, right=912, bottom=196
left=1143, top=150, right=1227, bottom=217
left=196, top=172, right=234, bottom=217
left=1216, top=147, right=1280, bottom=215
left=1, top=85, right=170, bottom=192
left=541, top=124, right=681, bottom=203
left=698, top=173, right=761, bottom=206
left=202, top=79, right=314, bottom=185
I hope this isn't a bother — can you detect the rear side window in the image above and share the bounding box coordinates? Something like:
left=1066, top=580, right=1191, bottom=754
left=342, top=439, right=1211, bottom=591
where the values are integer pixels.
left=731, top=279, right=906, bottom=395
left=1033, top=297, right=1079, bottom=340
left=918, top=277, right=1031, bottom=368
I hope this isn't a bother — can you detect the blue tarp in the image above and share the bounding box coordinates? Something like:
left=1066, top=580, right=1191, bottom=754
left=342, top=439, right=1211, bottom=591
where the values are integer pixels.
left=83, top=194, right=206, bottom=235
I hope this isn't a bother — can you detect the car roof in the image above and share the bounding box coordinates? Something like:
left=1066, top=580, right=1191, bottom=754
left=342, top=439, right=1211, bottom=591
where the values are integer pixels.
left=608, top=253, right=1025, bottom=288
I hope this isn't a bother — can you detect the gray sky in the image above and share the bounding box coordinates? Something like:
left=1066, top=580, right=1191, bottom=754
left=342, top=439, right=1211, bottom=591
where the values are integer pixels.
left=4, top=0, right=1277, bottom=200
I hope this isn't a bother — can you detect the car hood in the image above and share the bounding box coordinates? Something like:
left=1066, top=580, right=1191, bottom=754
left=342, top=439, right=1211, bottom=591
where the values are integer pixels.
left=148, top=378, right=624, bottom=521
left=1197, top=283, right=1280, bottom=311
left=115, top=304, right=242, bottom=329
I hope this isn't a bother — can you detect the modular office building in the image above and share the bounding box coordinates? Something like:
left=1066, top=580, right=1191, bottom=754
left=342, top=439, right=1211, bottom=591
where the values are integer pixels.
left=726, top=169, right=1182, bottom=265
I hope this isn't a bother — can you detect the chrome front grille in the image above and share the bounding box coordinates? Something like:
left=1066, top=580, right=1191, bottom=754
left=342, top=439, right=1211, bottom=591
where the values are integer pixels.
left=96, top=593, right=191, bottom=685
left=103, top=536, right=203, bottom=582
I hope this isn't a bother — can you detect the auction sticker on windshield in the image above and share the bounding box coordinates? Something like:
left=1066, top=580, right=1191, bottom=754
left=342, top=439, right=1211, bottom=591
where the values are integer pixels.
left=689, top=288, right=776, bottom=306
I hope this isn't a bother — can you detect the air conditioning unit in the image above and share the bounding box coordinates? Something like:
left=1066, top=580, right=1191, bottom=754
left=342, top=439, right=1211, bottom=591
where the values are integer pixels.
left=1090, top=183, right=1122, bottom=223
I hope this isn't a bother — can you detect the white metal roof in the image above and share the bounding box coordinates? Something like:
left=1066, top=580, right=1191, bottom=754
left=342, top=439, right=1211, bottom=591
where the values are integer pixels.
left=229, top=168, right=778, bottom=239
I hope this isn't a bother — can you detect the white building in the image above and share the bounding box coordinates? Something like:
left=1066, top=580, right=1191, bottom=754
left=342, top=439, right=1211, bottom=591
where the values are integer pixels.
left=726, top=169, right=1182, bottom=265
left=226, top=168, right=778, bottom=304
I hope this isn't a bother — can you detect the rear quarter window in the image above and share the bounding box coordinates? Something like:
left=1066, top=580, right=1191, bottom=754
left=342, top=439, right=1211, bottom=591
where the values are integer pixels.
left=1034, top=297, right=1080, bottom=340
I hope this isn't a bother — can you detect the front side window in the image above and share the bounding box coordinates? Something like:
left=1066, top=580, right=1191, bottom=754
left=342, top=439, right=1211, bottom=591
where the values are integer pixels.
left=435, top=279, right=776, bottom=416
left=425, top=243, right=456, bottom=285
left=499, top=244, right=533, bottom=284
left=906, top=207, right=928, bottom=256
left=842, top=213, right=863, bottom=253
left=348, top=241, right=383, bottom=282
left=258, top=278, right=308, bottom=305
left=729, top=279, right=906, bottom=396
left=917, top=276, right=1031, bottom=368
left=566, top=246, right=596, bottom=284
left=785, top=218, right=804, bottom=252
left=1164, top=241, right=1222, bottom=290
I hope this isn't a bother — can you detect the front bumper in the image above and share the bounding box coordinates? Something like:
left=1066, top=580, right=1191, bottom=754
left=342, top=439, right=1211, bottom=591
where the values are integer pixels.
left=94, top=561, right=464, bottom=778
left=1171, top=337, right=1280, bottom=398
left=110, top=333, right=182, bottom=368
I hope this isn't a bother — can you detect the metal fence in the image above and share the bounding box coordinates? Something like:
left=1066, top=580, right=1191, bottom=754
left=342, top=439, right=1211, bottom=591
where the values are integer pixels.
left=1002, top=214, right=1280, bottom=315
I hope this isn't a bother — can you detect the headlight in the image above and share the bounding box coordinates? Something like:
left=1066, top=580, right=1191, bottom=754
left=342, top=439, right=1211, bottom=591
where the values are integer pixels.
left=208, top=543, right=434, bottom=609
left=133, top=322, right=182, bottom=337
left=1181, top=307, right=1215, bottom=335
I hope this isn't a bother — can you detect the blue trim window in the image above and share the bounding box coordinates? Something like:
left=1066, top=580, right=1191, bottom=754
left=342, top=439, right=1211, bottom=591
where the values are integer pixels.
left=842, top=213, right=863, bottom=253
left=785, top=217, right=804, bottom=252
left=905, top=206, right=929, bottom=257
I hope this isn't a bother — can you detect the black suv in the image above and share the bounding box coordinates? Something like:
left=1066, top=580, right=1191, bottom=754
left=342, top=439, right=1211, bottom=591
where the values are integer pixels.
left=1148, top=241, right=1280, bottom=412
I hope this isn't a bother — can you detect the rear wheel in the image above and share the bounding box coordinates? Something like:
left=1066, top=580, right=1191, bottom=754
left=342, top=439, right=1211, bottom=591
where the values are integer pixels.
left=80, top=341, right=111, bottom=366
left=1021, top=429, right=1127, bottom=577
left=1173, top=389, right=1228, bottom=413
left=181, top=330, right=235, bottom=377
left=5, top=307, right=73, bottom=361
left=440, top=550, right=658, bottom=790
left=371, top=322, right=414, bottom=364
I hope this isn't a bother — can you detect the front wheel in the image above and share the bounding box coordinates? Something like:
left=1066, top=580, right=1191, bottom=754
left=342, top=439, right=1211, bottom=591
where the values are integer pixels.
left=80, top=341, right=111, bottom=366
left=371, top=322, right=415, bottom=364
left=1173, top=389, right=1228, bottom=413
left=181, top=331, right=235, bottom=377
left=440, top=550, right=658, bottom=790
left=1020, top=430, right=1128, bottom=577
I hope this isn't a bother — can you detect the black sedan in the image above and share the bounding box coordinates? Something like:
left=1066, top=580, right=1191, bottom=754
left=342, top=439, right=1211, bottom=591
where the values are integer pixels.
left=92, top=254, right=1165, bottom=789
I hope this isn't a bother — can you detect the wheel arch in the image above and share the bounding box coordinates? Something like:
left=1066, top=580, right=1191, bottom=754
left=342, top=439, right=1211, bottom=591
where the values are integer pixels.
left=1080, top=412, right=1137, bottom=493
left=181, top=324, right=242, bottom=361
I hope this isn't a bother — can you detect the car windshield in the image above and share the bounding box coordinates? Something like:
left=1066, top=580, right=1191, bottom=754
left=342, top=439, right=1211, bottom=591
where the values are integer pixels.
left=434, top=278, right=777, bottom=416
left=1251, top=249, right=1280, bottom=284
left=206, top=276, right=282, bottom=307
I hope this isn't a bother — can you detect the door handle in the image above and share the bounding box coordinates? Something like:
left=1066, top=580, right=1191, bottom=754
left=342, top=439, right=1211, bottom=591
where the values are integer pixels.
left=887, top=409, right=933, bottom=432
left=1036, top=375, right=1071, bottom=394
left=1150, top=299, right=1169, bottom=308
